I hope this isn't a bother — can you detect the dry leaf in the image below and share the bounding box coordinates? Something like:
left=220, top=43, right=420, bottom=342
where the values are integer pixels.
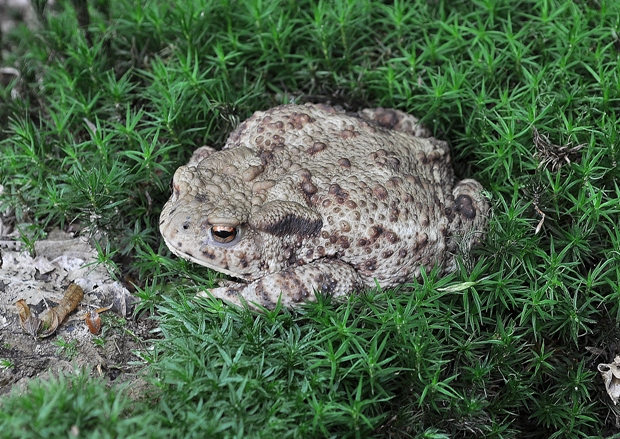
left=85, top=310, right=101, bottom=334
left=94, top=304, right=113, bottom=314
left=532, top=126, right=584, bottom=172
left=15, top=284, right=85, bottom=338
left=82, top=303, right=112, bottom=334
left=598, top=356, right=620, bottom=405
left=15, top=299, right=42, bottom=337
left=586, top=346, right=604, bottom=356
left=39, top=283, right=84, bottom=338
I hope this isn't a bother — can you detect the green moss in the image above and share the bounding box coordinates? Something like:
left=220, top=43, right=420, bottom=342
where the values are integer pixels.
left=1, top=0, right=619, bottom=437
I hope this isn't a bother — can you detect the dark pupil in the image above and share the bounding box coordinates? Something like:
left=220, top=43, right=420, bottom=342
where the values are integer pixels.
left=214, top=229, right=235, bottom=240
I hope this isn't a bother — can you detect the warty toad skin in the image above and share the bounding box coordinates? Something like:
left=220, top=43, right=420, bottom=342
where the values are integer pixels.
left=159, top=103, right=489, bottom=309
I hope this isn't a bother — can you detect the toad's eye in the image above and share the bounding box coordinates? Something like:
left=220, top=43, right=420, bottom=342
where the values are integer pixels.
left=211, top=226, right=238, bottom=244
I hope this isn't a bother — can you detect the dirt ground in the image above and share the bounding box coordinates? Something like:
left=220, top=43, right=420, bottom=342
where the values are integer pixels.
left=0, top=219, right=156, bottom=396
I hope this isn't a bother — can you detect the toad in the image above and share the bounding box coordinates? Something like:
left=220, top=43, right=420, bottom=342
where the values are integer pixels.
left=160, top=103, right=489, bottom=309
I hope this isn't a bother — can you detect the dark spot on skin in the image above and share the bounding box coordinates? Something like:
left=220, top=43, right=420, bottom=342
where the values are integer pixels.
left=317, top=246, right=325, bottom=256
left=302, top=182, right=318, bottom=195
left=337, top=236, right=350, bottom=249
left=258, top=213, right=323, bottom=237
left=455, top=194, right=476, bottom=220
left=177, top=242, right=182, bottom=248
left=305, top=249, right=314, bottom=259
left=345, top=200, right=357, bottom=209
left=255, top=283, right=276, bottom=310
left=195, top=193, right=209, bottom=202
left=417, top=151, right=428, bottom=164
left=315, top=273, right=338, bottom=293
left=403, top=193, right=413, bottom=203
left=321, top=231, right=330, bottom=239
left=385, top=231, right=399, bottom=244
left=340, top=129, right=356, bottom=139
left=182, top=222, right=190, bottom=230
left=369, top=226, right=383, bottom=238
left=427, top=150, right=442, bottom=161
left=373, top=185, right=388, bottom=200
left=364, top=259, right=377, bottom=272
left=274, top=121, right=284, bottom=129
left=445, top=207, right=455, bottom=221
left=330, top=235, right=338, bottom=244
left=239, top=257, right=249, bottom=268
left=406, top=175, right=423, bottom=188
left=386, top=157, right=401, bottom=171
left=201, top=250, right=217, bottom=260
left=292, top=286, right=310, bottom=303
left=329, top=184, right=349, bottom=199
left=290, top=112, right=313, bottom=126
left=338, top=158, right=351, bottom=168
left=371, top=108, right=400, bottom=129
left=387, top=176, right=402, bottom=187
left=306, top=142, right=327, bottom=155
left=399, top=249, right=407, bottom=258
left=389, top=205, right=400, bottom=222
left=225, top=289, right=240, bottom=298
left=288, top=273, right=311, bottom=303
left=322, top=199, right=332, bottom=208
left=299, top=168, right=317, bottom=197
left=382, top=250, right=393, bottom=258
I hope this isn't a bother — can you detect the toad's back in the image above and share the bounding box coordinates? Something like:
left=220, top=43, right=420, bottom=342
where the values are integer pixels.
left=159, top=103, right=489, bottom=309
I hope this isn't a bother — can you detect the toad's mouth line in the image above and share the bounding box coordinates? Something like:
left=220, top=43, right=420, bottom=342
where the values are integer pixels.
left=161, top=235, right=251, bottom=281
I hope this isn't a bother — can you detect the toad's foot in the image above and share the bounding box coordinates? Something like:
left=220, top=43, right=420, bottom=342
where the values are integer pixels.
left=196, top=260, right=364, bottom=310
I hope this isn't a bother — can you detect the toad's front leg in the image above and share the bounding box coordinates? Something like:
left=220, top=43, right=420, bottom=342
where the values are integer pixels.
left=197, top=260, right=365, bottom=310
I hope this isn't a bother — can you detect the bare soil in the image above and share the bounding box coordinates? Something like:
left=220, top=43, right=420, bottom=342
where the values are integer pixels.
left=0, top=226, right=156, bottom=396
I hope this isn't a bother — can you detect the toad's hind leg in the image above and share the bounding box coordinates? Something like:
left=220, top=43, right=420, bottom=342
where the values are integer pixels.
left=357, top=107, right=431, bottom=137
left=445, top=178, right=490, bottom=269
left=197, top=260, right=365, bottom=310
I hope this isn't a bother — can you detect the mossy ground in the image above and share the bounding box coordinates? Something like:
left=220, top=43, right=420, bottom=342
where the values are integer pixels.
left=1, top=0, right=620, bottom=437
